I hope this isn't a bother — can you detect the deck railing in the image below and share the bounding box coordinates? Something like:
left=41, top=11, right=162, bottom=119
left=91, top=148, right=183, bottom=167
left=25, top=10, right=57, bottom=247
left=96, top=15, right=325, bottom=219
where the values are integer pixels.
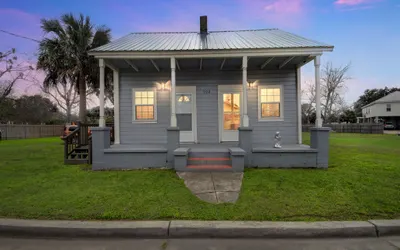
left=63, top=127, right=81, bottom=164
left=63, top=122, right=114, bottom=164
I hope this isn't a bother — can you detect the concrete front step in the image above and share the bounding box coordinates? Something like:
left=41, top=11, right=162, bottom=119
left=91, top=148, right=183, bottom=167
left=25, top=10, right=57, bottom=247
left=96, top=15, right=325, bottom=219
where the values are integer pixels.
left=188, top=152, right=230, bottom=158
left=186, top=164, right=232, bottom=170
left=174, top=146, right=245, bottom=172
left=187, top=157, right=231, bottom=165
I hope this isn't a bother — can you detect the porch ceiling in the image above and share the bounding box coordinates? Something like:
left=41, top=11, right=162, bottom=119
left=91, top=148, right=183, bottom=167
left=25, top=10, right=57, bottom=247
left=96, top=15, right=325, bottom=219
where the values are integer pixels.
left=106, top=56, right=311, bottom=73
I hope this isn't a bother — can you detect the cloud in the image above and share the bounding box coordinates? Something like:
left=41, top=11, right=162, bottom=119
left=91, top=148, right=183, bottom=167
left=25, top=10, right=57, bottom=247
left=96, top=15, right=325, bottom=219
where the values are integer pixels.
left=339, top=5, right=374, bottom=11
left=238, top=0, right=308, bottom=28
left=264, top=0, right=303, bottom=13
left=334, top=0, right=380, bottom=5
left=334, top=0, right=383, bottom=11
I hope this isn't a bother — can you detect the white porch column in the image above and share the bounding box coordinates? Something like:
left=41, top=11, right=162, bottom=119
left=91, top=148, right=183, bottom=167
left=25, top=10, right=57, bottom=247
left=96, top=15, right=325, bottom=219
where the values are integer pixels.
left=296, top=66, right=302, bottom=144
left=113, top=69, right=120, bottom=144
left=314, top=55, right=322, bottom=128
left=242, top=56, right=249, bottom=127
left=99, top=58, right=105, bottom=127
left=170, top=57, right=177, bottom=127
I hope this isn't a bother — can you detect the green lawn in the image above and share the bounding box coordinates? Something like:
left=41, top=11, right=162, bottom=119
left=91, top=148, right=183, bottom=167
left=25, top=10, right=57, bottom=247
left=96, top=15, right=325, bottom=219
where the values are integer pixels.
left=0, top=133, right=399, bottom=221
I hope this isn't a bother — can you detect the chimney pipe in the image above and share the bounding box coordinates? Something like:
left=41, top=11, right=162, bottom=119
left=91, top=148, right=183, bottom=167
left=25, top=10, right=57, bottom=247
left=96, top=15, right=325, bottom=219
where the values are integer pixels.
left=200, top=16, right=207, bottom=34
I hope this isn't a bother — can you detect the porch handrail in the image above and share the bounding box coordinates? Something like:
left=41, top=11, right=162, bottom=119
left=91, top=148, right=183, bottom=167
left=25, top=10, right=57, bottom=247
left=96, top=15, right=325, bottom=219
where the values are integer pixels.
left=63, top=127, right=80, bottom=163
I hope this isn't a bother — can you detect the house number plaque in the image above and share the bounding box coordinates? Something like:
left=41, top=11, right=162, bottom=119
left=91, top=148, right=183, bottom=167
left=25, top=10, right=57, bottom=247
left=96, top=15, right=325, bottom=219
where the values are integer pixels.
left=202, top=88, right=211, bottom=94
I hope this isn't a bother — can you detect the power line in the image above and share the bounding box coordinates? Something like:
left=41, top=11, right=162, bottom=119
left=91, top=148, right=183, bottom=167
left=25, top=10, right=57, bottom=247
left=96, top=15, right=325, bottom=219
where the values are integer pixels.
left=0, top=29, right=40, bottom=43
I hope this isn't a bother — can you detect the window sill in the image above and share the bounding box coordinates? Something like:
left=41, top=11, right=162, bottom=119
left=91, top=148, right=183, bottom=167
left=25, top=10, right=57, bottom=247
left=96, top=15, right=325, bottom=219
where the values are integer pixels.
left=132, top=120, right=158, bottom=124
left=258, top=118, right=284, bottom=122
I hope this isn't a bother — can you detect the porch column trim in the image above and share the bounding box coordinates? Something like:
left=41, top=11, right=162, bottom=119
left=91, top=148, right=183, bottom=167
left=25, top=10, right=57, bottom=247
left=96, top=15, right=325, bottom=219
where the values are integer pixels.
left=242, top=56, right=249, bottom=127
left=170, top=57, right=177, bottom=127
left=314, top=55, right=322, bottom=127
left=99, top=58, right=105, bottom=127
left=296, top=66, right=302, bottom=144
left=113, top=69, right=120, bottom=144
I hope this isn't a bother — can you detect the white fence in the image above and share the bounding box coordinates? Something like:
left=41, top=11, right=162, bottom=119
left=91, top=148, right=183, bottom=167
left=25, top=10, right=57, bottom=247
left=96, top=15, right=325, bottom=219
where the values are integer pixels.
left=0, top=124, right=64, bottom=140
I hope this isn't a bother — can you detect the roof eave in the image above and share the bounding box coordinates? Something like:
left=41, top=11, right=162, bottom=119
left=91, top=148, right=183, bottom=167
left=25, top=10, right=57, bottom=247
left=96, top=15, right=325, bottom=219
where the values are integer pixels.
left=362, top=100, right=400, bottom=109
left=89, top=46, right=334, bottom=58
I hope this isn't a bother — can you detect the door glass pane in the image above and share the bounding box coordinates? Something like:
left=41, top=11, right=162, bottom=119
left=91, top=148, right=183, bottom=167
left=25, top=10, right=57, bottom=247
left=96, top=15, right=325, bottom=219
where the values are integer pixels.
left=223, top=94, right=232, bottom=112
left=233, top=93, right=240, bottom=112
left=176, top=94, right=192, bottom=114
left=223, top=93, right=240, bottom=130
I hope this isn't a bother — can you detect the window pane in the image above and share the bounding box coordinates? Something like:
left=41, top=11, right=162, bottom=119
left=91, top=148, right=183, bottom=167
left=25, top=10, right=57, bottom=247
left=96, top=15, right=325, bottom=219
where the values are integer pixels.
left=223, top=113, right=240, bottom=130
left=142, top=98, right=148, bottom=105
left=135, top=97, right=142, bottom=105
left=148, top=91, right=154, bottom=98
left=136, top=105, right=154, bottom=120
left=177, top=95, right=190, bottom=103
left=261, top=89, right=267, bottom=95
left=273, top=95, right=280, bottom=102
left=266, top=96, right=274, bottom=102
left=135, top=92, right=142, bottom=98
left=223, top=94, right=232, bottom=112
left=148, top=98, right=154, bottom=105
left=267, top=89, right=274, bottom=95
left=261, top=96, right=267, bottom=102
left=233, top=94, right=240, bottom=110
left=273, top=88, right=280, bottom=95
left=261, top=103, right=280, bottom=117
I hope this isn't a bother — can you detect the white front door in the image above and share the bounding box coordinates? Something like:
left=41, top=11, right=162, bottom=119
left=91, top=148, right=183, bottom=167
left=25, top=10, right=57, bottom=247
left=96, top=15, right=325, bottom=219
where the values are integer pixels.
left=219, top=86, right=241, bottom=142
left=176, top=86, right=197, bottom=143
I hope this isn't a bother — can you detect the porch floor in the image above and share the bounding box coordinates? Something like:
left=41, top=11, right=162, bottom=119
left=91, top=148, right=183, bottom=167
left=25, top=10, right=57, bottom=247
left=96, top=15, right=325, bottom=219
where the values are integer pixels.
left=252, top=144, right=317, bottom=153
left=104, top=143, right=315, bottom=153
left=104, top=144, right=167, bottom=153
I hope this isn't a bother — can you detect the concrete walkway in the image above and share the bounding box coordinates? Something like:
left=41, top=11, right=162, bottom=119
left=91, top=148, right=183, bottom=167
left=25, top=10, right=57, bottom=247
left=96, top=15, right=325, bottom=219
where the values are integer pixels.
left=177, top=172, right=243, bottom=204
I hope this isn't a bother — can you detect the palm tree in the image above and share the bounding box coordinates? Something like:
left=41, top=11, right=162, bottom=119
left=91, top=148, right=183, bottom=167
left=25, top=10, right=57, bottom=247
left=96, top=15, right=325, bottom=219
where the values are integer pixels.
left=37, top=13, right=111, bottom=123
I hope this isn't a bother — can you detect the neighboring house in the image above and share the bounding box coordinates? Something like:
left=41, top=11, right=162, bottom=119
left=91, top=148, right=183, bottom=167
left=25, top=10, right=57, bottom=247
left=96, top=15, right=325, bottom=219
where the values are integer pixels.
left=360, top=91, right=400, bottom=129
left=86, top=16, right=334, bottom=171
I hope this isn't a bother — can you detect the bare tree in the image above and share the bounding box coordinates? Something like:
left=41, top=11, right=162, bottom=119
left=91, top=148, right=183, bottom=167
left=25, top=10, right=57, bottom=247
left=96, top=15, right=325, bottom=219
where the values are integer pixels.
left=37, top=77, right=97, bottom=123
left=301, top=80, right=316, bottom=124
left=321, top=62, right=351, bottom=123
left=0, top=49, right=34, bottom=104
left=41, top=80, right=79, bottom=123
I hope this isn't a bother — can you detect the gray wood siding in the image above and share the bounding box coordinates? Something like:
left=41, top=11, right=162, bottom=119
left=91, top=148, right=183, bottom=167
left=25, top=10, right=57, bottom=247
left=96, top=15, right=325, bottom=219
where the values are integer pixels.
left=248, top=71, right=298, bottom=145
left=119, top=72, right=170, bottom=144
left=119, top=70, right=298, bottom=145
left=196, top=84, right=219, bottom=143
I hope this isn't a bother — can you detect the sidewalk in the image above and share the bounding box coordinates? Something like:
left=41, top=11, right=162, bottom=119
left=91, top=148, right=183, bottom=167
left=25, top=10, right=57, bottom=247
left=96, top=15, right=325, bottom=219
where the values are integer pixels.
left=0, top=219, right=399, bottom=238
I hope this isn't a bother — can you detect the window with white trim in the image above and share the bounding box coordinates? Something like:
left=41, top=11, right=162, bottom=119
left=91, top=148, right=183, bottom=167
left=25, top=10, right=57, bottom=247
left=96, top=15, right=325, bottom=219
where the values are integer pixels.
left=386, top=104, right=391, bottom=112
left=258, top=85, right=283, bottom=121
left=132, top=89, right=156, bottom=122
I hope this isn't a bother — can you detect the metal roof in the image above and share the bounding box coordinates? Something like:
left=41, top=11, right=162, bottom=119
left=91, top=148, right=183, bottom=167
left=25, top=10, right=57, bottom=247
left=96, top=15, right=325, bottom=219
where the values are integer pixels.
left=362, top=91, right=400, bottom=108
left=92, top=29, right=333, bottom=52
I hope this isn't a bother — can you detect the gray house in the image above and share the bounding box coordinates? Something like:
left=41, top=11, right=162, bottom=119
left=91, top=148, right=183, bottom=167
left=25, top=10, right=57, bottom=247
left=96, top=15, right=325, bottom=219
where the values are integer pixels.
left=360, top=91, right=400, bottom=129
left=88, top=16, right=333, bottom=171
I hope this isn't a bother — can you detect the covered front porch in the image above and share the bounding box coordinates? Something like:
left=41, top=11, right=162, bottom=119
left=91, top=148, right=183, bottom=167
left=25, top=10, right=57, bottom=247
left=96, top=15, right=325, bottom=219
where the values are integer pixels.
left=98, top=53, right=325, bottom=144
left=90, top=40, right=331, bottom=170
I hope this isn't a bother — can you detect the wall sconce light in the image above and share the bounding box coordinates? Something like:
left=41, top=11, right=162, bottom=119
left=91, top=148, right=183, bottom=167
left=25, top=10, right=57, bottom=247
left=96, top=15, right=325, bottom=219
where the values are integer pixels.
left=247, top=80, right=258, bottom=90
left=157, top=81, right=170, bottom=91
